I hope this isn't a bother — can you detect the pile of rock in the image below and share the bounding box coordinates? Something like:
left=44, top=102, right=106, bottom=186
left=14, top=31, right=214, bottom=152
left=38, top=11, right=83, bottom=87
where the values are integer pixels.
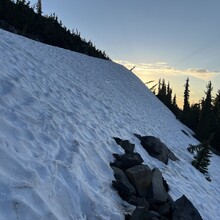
left=134, top=134, right=178, bottom=165
left=111, top=137, right=203, bottom=220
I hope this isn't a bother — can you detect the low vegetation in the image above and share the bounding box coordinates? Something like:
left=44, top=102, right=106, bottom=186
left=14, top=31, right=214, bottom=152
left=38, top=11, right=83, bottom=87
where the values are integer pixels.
left=0, top=0, right=109, bottom=60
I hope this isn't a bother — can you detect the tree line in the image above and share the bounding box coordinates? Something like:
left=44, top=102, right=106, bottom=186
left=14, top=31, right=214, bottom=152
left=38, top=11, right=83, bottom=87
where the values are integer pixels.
left=151, top=78, right=220, bottom=153
left=0, top=0, right=109, bottom=60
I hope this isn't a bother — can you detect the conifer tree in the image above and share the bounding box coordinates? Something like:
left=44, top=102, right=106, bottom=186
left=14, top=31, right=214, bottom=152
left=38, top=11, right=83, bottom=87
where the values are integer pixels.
left=161, top=79, right=166, bottom=99
left=166, top=82, right=172, bottom=108
left=188, top=103, right=200, bottom=131
left=171, top=94, right=179, bottom=117
left=36, top=0, right=42, bottom=15
left=181, top=77, right=191, bottom=127
left=212, top=90, right=220, bottom=152
left=191, top=140, right=212, bottom=179
left=157, top=78, right=162, bottom=99
left=172, top=94, right=177, bottom=106
left=183, top=77, right=190, bottom=112
left=197, top=81, right=213, bottom=140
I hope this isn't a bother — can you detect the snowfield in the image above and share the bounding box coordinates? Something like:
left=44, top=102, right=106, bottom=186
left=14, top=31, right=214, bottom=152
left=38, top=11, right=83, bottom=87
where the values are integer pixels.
left=0, top=28, right=219, bottom=220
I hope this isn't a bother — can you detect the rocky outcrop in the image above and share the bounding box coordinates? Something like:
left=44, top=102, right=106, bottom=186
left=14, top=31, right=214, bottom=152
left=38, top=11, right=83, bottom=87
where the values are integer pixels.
left=172, top=195, right=203, bottom=220
left=111, top=166, right=136, bottom=200
left=134, top=134, right=178, bottom=164
left=126, top=206, right=149, bottom=220
left=113, top=137, right=135, bottom=154
left=111, top=137, right=203, bottom=220
left=125, top=165, right=152, bottom=197
left=111, top=153, right=143, bottom=170
left=147, top=168, right=168, bottom=203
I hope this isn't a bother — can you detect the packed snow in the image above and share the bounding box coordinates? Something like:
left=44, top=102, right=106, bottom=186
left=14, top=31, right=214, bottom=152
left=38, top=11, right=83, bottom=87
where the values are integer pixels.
left=0, top=28, right=219, bottom=220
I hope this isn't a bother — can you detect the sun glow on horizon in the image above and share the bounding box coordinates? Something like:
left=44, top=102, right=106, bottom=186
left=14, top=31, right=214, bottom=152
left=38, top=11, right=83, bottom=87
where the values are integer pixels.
left=115, top=60, right=220, bottom=107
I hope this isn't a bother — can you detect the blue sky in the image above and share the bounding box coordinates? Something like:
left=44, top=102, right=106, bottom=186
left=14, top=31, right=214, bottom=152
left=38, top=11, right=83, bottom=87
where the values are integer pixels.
left=29, top=0, right=220, bottom=106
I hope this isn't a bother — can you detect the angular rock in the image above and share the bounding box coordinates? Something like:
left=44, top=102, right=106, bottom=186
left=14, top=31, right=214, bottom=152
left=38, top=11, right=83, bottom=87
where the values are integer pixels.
left=157, top=202, right=171, bottom=217
left=162, top=177, right=169, bottom=192
left=122, top=140, right=135, bottom=154
left=147, top=168, right=168, bottom=203
left=112, top=153, right=144, bottom=170
left=138, top=135, right=178, bottom=164
left=125, top=164, right=152, bottom=197
left=113, top=137, right=124, bottom=146
left=167, top=147, right=179, bottom=162
left=113, top=137, right=135, bottom=154
left=172, top=195, right=203, bottom=220
left=167, top=194, right=174, bottom=203
left=146, top=211, right=161, bottom=220
left=128, top=195, right=150, bottom=208
left=127, top=206, right=149, bottom=220
left=111, top=166, right=136, bottom=200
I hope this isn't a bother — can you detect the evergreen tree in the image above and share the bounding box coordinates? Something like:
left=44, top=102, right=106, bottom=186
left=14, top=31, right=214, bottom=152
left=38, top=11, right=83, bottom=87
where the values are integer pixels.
left=157, top=78, right=162, bottom=99
left=181, top=77, right=191, bottom=127
left=36, top=0, right=42, bottom=15
left=166, top=82, right=172, bottom=108
left=183, top=77, right=190, bottom=112
left=161, top=79, right=166, bottom=100
left=197, top=81, right=213, bottom=140
left=0, top=0, right=109, bottom=60
left=157, top=79, right=168, bottom=106
left=171, top=94, right=180, bottom=117
left=191, top=140, right=212, bottom=179
left=156, top=79, right=180, bottom=116
left=188, top=103, right=200, bottom=131
left=212, top=90, right=220, bottom=152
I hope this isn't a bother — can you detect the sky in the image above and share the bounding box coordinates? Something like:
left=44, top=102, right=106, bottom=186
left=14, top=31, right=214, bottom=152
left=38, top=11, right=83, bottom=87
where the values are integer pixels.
left=29, top=0, right=220, bottom=107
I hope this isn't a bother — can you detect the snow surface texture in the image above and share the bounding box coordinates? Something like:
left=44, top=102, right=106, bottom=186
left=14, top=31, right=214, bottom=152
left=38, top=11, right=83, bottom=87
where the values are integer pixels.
left=0, top=29, right=219, bottom=220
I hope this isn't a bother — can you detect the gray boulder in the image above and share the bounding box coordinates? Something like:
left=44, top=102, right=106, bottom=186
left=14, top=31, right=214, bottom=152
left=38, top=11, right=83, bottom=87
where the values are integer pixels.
left=137, top=135, right=178, bottom=164
left=146, top=211, right=163, bottom=220
left=157, top=202, right=171, bottom=216
left=126, top=206, right=149, bottom=220
left=172, top=195, right=203, bottom=220
left=128, top=195, right=150, bottom=208
left=113, top=137, right=135, bottom=154
left=111, top=166, right=136, bottom=200
left=125, top=164, right=152, bottom=197
left=147, top=168, right=168, bottom=203
left=112, top=153, right=144, bottom=170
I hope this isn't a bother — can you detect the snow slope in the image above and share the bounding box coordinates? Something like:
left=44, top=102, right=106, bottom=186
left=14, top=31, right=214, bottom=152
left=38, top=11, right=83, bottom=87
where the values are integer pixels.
left=0, top=29, right=219, bottom=220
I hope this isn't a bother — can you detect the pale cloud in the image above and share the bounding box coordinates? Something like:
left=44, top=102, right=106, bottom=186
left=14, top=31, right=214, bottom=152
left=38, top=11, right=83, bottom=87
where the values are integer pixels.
left=185, top=68, right=218, bottom=81
left=114, top=60, right=219, bottom=81
left=188, top=68, right=209, bottom=73
left=114, top=60, right=220, bottom=106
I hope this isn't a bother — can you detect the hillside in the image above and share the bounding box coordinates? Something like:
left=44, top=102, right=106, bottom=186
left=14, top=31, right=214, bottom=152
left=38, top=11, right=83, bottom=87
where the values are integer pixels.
left=0, top=28, right=220, bottom=219
left=0, top=0, right=109, bottom=60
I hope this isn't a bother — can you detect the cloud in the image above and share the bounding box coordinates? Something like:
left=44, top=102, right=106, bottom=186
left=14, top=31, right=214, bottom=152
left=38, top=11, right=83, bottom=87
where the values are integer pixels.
left=114, top=60, right=219, bottom=81
left=188, top=68, right=209, bottom=73
left=114, top=60, right=220, bottom=106
left=185, top=68, right=218, bottom=81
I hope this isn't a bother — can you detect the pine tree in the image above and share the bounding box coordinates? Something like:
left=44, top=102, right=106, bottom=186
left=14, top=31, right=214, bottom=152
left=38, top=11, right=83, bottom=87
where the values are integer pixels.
left=172, top=94, right=177, bottom=107
left=188, top=103, right=200, bottom=131
left=157, top=78, right=162, bottom=100
left=212, top=90, right=220, bottom=152
left=191, top=140, right=212, bottom=176
left=166, top=82, right=172, bottom=108
left=183, top=77, right=190, bottom=112
left=197, top=81, right=213, bottom=140
left=36, top=0, right=42, bottom=15
left=181, top=77, right=191, bottom=127
left=161, top=79, right=166, bottom=99
left=171, top=94, right=179, bottom=117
